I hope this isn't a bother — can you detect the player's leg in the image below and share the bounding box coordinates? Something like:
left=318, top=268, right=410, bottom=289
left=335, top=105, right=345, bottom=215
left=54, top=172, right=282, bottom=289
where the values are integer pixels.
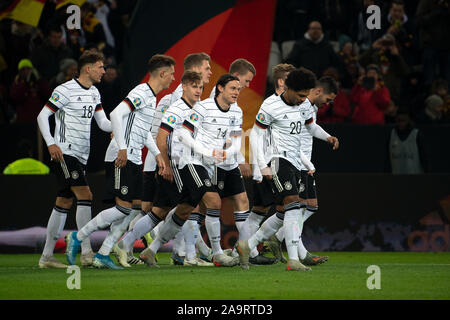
left=39, top=194, right=72, bottom=268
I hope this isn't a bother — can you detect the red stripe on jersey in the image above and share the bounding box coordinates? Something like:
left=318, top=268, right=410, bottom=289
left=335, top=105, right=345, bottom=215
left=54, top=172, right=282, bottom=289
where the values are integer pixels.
left=123, top=98, right=135, bottom=111
left=95, top=104, right=103, bottom=112
left=160, top=123, right=173, bottom=133
left=305, top=118, right=314, bottom=125
left=255, top=120, right=268, bottom=129
left=45, top=102, right=57, bottom=113
left=182, top=121, right=195, bottom=133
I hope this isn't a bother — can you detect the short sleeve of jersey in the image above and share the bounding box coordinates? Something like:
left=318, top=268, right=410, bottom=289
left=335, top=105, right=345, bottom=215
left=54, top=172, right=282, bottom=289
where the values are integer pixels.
left=123, top=86, right=150, bottom=112
left=182, top=101, right=206, bottom=133
left=160, top=104, right=182, bottom=133
left=46, top=85, right=70, bottom=112
left=254, top=105, right=273, bottom=129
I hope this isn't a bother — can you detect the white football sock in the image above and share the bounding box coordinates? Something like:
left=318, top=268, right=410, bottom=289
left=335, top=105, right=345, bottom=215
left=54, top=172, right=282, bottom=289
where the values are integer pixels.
left=182, top=219, right=198, bottom=261
left=128, top=211, right=143, bottom=231
left=77, top=205, right=130, bottom=242
left=248, top=212, right=284, bottom=251
left=149, top=213, right=186, bottom=253
left=42, top=206, right=68, bottom=257
left=121, top=211, right=161, bottom=252
left=205, top=209, right=223, bottom=255
left=76, top=200, right=93, bottom=254
left=283, top=202, right=302, bottom=261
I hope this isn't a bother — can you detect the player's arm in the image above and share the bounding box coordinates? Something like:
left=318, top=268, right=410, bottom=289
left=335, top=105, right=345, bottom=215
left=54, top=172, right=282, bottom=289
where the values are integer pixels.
left=179, top=123, right=225, bottom=162
left=156, top=123, right=173, bottom=181
left=144, top=131, right=164, bottom=175
left=109, top=100, right=133, bottom=168
left=252, top=109, right=273, bottom=179
left=249, top=127, right=263, bottom=182
left=93, top=104, right=112, bottom=132
left=305, top=118, right=339, bottom=150
left=299, top=149, right=315, bottom=175
left=37, top=88, right=69, bottom=162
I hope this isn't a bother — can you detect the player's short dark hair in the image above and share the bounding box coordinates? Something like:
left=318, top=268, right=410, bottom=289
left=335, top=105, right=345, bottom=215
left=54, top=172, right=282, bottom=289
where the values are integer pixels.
left=285, top=67, right=317, bottom=92
left=184, top=53, right=210, bottom=71
left=272, top=63, right=295, bottom=89
left=229, top=58, right=256, bottom=76
left=317, top=76, right=338, bottom=95
left=215, top=74, right=239, bottom=97
left=181, top=71, right=202, bottom=85
left=78, top=49, right=104, bottom=70
left=148, top=54, right=176, bottom=75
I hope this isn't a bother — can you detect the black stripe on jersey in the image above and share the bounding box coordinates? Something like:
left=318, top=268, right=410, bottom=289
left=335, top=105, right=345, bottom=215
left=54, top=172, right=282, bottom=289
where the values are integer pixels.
left=59, top=111, right=66, bottom=143
left=182, top=120, right=195, bottom=133
left=123, top=98, right=135, bottom=111
left=305, top=117, right=314, bottom=125
left=160, top=122, right=173, bottom=133
left=45, top=101, right=59, bottom=112
left=95, top=104, right=103, bottom=111
left=146, top=83, right=156, bottom=97
left=125, top=113, right=136, bottom=146
left=255, top=120, right=268, bottom=129
left=74, top=78, right=90, bottom=90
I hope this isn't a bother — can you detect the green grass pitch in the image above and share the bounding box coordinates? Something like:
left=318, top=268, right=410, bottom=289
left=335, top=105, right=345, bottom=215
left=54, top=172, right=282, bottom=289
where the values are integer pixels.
left=0, top=252, right=449, bottom=300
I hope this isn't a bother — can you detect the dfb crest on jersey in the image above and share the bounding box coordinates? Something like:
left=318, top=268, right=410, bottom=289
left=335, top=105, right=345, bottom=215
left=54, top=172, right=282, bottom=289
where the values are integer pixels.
left=121, top=186, right=129, bottom=195
left=218, top=181, right=224, bottom=190
left=204, top=179, right=212, bottom=187
left=71, top=171, right=79, bottom=180
left=229, top=116, right=236, bottom=126
left=284, top=181, right=292, bottom=190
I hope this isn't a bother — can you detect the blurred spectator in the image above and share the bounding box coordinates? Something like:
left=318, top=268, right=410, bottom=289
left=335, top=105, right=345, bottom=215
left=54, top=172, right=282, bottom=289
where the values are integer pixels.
left=416, top=0, right=450, bottom=86
left=381, top=0, right=419, bottom=66
left=9, top=59, right=52, bottom=124
left=88, top=0, right=116, bottom=49
left=387, top=110, right=428, bottom=174
left=400, top=71, right=426, bottom=118
left=81, top=3, right=107, bottom=52
left=0, top=83, right=14, bottom=124
left=317, top=67, right=352, bottom=123
left=338, top=36, right=360, bottom=88
left=49, top=58, right=78, bottom=88
left=350, top=64, right=391, bottom=124
left=95, top=64, right=121, bottom=114
left=30, top=24, right=73, bottom=81
left=349, top=0, right=383, bottom=52
left=415, top=94, right=446, bottom=124
left=359, top=33, right=409, bottom=105
left=285, top=20, right=345, bottom=77
left=3, top=139, right=49, bottom=175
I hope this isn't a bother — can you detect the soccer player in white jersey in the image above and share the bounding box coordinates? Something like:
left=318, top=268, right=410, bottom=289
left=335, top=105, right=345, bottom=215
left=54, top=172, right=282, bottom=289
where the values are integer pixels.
left=137, top=74, right=244, bottom=267
left=36, top=49, right=111, bottom=268
left=247, top=63, right=295, bottom=263
left=65, top=54, right=175, bottom=269
left=270, top=76, right=339, bottom=266
left=236, top=67, right=338, bottom=271
left=114, top=71, right=213, bottom=267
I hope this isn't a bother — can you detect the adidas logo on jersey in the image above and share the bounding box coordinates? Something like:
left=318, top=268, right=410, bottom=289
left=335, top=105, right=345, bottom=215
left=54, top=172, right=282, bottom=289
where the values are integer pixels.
left=212, top=119, right=217, bottom=123
left=283, top=114, right=288, bottom=119
left=77, top=97, right=82, bottom=102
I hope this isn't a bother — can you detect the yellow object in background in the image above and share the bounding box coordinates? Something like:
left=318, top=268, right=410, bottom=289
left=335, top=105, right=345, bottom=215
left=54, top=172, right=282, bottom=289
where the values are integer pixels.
left=3, top=158, right=49, bottom=175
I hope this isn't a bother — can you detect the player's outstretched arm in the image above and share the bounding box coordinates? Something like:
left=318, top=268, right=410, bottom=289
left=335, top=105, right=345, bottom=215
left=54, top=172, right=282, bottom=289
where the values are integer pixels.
left=305, top=121, right=339, bottom=149
left=110, top=101, right=131, bottom=168
left=299, top=149, right=315, bottom=175
left=178, top=125, right=225, bottom=162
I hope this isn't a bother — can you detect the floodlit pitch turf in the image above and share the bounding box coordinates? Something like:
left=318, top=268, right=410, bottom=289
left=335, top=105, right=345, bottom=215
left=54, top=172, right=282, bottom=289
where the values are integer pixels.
left=0, top=252, right=449, bottom=300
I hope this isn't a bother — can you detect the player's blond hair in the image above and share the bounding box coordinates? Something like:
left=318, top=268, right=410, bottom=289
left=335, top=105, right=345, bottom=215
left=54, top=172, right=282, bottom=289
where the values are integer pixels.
left=229, top=58, right=256, bottom=76
left=272, top=63, right=295, bottom=89
left=184, top=52, right=210, bottom=71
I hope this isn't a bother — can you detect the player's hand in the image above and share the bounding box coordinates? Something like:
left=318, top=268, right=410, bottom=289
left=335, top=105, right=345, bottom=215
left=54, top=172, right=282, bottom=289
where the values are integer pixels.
left=155, top=154, right=167, bottom=174
left=239, top=163, right=252, bottom=178
left=48, top=144, right=63, bottom=162
left=223, top=139, right=232, bottom=149
left=327, top=136, right=339, bottom=150
left=115, top=149, right=127, bottom=168
left=110, top=133, right=114, bottom=139
left=307, top=169, right=316, bottom=176
left=261, top=166, right=272, bottom=180
left=212, top=149, right=226, bottom=162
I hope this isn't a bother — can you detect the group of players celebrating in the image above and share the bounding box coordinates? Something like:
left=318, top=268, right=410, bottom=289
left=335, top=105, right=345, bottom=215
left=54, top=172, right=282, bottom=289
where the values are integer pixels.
left=37, top=48, right=339, bottom=272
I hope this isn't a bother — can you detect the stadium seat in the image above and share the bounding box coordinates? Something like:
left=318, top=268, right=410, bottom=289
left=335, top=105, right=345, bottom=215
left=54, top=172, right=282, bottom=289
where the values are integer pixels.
left=281, top=40, right=295, bottom=61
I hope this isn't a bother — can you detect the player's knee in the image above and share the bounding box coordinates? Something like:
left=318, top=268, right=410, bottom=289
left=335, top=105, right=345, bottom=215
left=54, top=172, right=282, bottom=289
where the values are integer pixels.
left=142, top=201, right=153, bottom=213
left=56, top=197, right=74, bottom=209
left=253, top=205, right=270, bottom=214
left=202, top=193, right=221, bottom=210
left=282, top=195, right=300, bottom=206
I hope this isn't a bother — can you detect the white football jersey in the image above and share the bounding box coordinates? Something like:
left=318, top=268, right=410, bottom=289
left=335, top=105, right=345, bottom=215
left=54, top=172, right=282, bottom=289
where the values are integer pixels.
left=45, top=78, right=102, bottom=165
left=180, top=97, right=243, bottom=175
left=255, top=93, right=313, bottom=171
left=299, top=98, right=318, bottom=170
left=159, top=97, right=195, bottom=163
left=105, top=83, right=157, bottom=165
left=144, top=84, right=183, bottom=171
